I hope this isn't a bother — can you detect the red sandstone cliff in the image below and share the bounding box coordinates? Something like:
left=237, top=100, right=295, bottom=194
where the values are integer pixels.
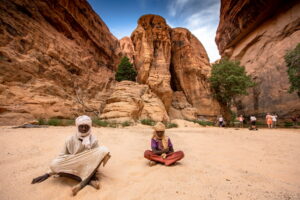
left=0, top=0, right=121, bottom=125
left=130, top=15, right=220, bottom=119
left=216, top=0, right=300, bottom=118
left=0, top=2, right=220, bottom=125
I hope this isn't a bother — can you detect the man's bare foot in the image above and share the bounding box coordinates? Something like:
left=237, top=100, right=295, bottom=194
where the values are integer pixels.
left=89, top=180, right=101, bottom=190
left=149, top=161, right=157, bottom=167
left=72, top=185, right=81, bottom=196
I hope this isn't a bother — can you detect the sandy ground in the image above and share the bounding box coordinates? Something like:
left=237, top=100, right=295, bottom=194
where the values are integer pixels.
left=0, top=126, right=300, bottom=200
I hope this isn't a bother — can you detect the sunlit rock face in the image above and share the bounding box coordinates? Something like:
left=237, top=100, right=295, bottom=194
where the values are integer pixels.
left=119, top=36, right=135, bottom=63
left=0, top=0, right=121, bottom=125
left=131, top=15, right=173, bottom=111
left=170, top=28, right=220, bottom=118
left=216, top=0, right=300, bottom=118
left=131, top=14, right=220, bottom=120
left=100, top=81, right=169, bottom=123
left=0, top=2, right=220, bottom=125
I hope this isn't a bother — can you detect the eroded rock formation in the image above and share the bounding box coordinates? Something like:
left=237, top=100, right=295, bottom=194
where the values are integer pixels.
left=0, top=0, right=120, bottom=125
left=170, top=28, right=220, bottom=117
left=131, top=15, right=173, bottom=110
left=131, top=15, right=220, bottom=120
left=100, top=81, right=169, bottom=122
left=216, top=0, right=300, bottom=118
left=0, top=1, right=220, bottom=125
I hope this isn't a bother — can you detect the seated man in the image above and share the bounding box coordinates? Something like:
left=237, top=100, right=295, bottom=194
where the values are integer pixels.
left=144, top=122, right=184, bottom=166
left=32, top=115, right=111, bottom=195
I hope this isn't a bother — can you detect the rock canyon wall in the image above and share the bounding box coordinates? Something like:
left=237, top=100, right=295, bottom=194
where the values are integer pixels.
left=0, top=2, right=219, bottom=125
left=216, top=0, right=300, bottom=118
left=0, top=0, right=121, bottom=125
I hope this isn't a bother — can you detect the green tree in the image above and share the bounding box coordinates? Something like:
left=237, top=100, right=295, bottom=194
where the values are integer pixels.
left=284, top=43, right=300, bottom=97
left=115, top=56, right=137, bottom=82
left=209, top=58, right=255, bottom=122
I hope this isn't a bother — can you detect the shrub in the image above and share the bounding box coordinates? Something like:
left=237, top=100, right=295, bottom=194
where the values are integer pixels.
left=284, top=121, right=294, bottom=127
left=191, top=120, right=214, bottom=127
left=164, top=122, right=178, bottom=129
left=47, top=118, right=62, bottom=126
left=209, top=58, right=255, bottom=121
left=38, top=118, right=46, bottom=125
left=108, top=121, right=118, bottom=128
left=284, top=43, right=300, bottom=97
left=140, top=119, right=156, bottom=126
left=121, top=121, right=131, bottom=127
left=92, top=119, right=108, bottom=127
left=62, top=119, right=75, bottom=126
left=115, top=56, right=137, bottom=82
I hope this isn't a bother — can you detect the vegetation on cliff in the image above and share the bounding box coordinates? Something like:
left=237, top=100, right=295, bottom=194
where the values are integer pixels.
left=115, top=56, right=137, bottom=82
left=285, top=43, right=300, bottom=97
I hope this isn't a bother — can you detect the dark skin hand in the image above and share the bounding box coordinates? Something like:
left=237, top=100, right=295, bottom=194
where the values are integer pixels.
left=152, top=131, right=174, bottom=155
left=78, top=124, right=90, bottom=133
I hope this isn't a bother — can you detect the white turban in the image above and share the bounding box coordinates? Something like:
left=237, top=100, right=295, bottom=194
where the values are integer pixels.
left=75, top=115, right=92, bottom=127
left=75, top=115, right=93, bottom=149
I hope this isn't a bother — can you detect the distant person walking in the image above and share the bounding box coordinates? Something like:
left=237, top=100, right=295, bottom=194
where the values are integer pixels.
left=218, top=116, right=224, bottom=127
left=272, top=114, right=278, bottom=128
left=238, top=115, right=244, bottom=128
left=266, top=113, right=273, bottom=128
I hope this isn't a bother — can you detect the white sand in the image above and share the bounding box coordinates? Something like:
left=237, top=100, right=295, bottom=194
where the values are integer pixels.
left=0, top=126, right=300, bottom=200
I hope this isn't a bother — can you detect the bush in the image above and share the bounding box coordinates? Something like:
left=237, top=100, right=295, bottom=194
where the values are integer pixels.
left=47, top=118, right=62, bottom=126
left=62, top=119, right=75, bottom=126
left=92, top=119, right=109, bottom=127
left=38, top=118, right=47, bottom=125
left=140, top=119, right=156, bottom=126
left=209, top=58, right=255, bottom=121
left=255, top=121, right=266, bottom=126
left=121, top=121, right=132, bottom=127
left=164, top=122, right=178, bottom=129
left=284, top=43, right=300, bottom=97
left=284, top=121, right=294, bottom=127
left=108, top=121, right=118, bottom=128
left=115, top=56, right=137, bottom=82
left=191, top=120, right=214, bottom=126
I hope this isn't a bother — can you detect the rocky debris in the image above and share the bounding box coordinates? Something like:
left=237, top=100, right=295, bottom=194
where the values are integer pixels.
left=0, top=0, right=120, bottom=125
left=215, top=0, right=300, bottom=118
left=100, top=81, right=169, bottom=122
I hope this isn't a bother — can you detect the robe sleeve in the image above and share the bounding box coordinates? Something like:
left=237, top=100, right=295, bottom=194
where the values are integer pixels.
left=91, top=135, right=99, bottom=149
left=59, top=141, right=70, bottom=156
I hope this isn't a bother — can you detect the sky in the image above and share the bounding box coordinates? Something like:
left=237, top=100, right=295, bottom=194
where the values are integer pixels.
left=88, top=0, right=220, bottom=62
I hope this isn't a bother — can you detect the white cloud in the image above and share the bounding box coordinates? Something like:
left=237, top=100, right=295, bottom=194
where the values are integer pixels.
left=189, top=26, right=220, bottom=62
left=184, top=2, right=220, bottom=62
left=168, top=0, right=190, bottom=17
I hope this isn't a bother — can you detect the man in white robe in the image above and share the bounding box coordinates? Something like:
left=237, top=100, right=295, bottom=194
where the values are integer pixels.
left=32, top=115, right=110, bottom=194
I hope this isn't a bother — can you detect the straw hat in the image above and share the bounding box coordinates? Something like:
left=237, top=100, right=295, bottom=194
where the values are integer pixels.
left=153, top=122, right=165, bottom=131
